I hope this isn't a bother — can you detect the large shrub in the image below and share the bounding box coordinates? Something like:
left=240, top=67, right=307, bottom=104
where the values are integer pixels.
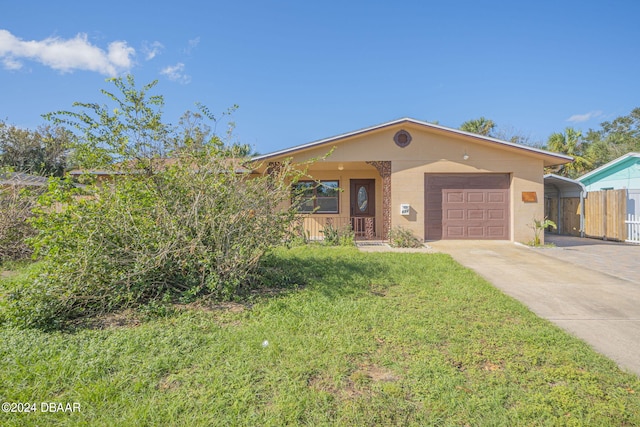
left=3, top=154, right=304, bottom=328
left=1, top=75, right=310, bottom=328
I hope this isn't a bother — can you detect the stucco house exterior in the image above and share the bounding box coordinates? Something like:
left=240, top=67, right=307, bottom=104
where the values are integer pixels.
left=253, top=118, right=572, bottom=243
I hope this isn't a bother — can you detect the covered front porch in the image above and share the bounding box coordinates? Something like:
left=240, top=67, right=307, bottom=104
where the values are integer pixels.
left=292, top=160, right=391, bottom=241
left=299, top=216, right=379, bottom=241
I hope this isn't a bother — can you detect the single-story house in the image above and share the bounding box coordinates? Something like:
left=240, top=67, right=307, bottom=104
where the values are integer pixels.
left=577, top=152, right=640, bottom=217
left=253, top=118, right=572, bottom=243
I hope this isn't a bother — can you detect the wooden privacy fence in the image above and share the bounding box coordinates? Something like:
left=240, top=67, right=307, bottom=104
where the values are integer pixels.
left=584, top=189, right=627, bottom=241
left=545, top=196, right=582, bottom=236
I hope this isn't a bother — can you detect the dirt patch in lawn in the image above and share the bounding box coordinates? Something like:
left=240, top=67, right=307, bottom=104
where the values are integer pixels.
left=72, top=300, right=249, bottom=330
left=308, top=364, right=400, bottom=399
left=158, top=375, right=182, bottom=391
left=1, top=270, right=16, bottom=279
left=354, top=363, right=400, bottom=382
left=77, top=309, right=142, bottom=330
left=174, top=301, right=247, bottom=328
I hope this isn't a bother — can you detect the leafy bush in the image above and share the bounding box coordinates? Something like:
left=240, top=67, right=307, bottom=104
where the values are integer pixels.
left=0, top=185, right=39, bottom=263
left=0, top=154, right=306, bottom=329
left=286, top=222, right=310, bottom=247
left=388, top=226, right=423, bottom=248
left=1, top=75, right=314, bottom=329
left=320, top=222, right=355, bottom=246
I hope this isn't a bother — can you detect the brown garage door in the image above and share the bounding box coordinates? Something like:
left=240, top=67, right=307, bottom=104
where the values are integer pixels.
left=425, top=174, right=510, bottom=240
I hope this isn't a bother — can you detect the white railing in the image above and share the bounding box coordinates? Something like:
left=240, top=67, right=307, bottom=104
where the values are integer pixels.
left=626, top=214, right=640, bottom=244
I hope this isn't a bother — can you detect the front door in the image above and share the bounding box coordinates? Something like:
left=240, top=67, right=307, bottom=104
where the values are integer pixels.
left=350, top=179, right=375, bottom=237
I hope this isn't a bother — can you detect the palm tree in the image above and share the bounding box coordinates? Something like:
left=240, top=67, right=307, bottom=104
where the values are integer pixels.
left=460, top=117, right=496, bottom=137
left=546, top=127, right=592, bottom=178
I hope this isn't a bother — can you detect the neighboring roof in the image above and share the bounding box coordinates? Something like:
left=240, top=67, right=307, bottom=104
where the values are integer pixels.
left=68, top=157, right=178, bottom=176
left=68, top=169, right=126, bottom=176
left=577, top=152, right=640, bottom=183
left=68, top=157, right=254, bottom=176
left=252, top=117, right=573, bottom=166
left=0, top=172, right=49, bottom=187
left=544, top=173, right=586, bottom=198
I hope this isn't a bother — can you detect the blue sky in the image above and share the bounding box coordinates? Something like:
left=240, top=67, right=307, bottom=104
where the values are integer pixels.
left=1, top=0, right=639, bottom=154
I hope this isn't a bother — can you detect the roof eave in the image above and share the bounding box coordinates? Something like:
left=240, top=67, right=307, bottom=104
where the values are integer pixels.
left=544, top=173, right=587, bottom=193
left=251, top=118, right=413, bottom=161
left=252, top=117, right=573, bottom=165
left=577, top=152, right=640, bottom=182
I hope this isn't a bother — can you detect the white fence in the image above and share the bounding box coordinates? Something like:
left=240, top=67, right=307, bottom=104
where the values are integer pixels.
left=626, top=214, right=640, bottom=244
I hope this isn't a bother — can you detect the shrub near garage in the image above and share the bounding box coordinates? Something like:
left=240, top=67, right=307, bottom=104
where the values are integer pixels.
left=388, top=226, right=423, bottom=248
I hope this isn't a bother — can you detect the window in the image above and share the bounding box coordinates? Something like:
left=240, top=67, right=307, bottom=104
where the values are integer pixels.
left=294, top=180, right=339, bottom=213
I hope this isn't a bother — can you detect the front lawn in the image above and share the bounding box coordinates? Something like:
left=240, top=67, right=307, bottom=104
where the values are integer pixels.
left=1, top=246, right=638, bottom=426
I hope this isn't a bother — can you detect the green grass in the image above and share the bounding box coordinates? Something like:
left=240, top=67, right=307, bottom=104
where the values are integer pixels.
left=1, top=246, right=639, bottom=426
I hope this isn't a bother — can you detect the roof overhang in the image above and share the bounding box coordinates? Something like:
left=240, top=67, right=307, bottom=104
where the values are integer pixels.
left=253, top=117, right=573, bottom=167
left=544, top=173, right=586, bottom=198
left=577, top=152, right=640, bottom=183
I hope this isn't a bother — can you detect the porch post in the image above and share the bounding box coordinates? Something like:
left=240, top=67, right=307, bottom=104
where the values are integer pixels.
left=366, top=161, right=391, bottom=240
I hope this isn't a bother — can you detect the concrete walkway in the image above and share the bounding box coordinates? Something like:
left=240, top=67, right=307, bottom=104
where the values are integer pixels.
left=428, top=237, right=640, bottom=377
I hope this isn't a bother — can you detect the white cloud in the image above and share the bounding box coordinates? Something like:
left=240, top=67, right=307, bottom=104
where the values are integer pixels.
left=184, top=37, right=200, bottom=54
left=142, top=41, right=163, bottom=60
left=160, top=62, right=191, bottom=84
left=107, top=40, right=134, bottom=68
left=566, top=110, right=603, bottom=123
left=0, top=29, right=134, bottom=76
left=2, top=56, right=22, bottom=70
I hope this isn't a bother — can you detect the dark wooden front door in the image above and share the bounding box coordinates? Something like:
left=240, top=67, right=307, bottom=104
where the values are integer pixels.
left=351, top=179, right=375, bottom=236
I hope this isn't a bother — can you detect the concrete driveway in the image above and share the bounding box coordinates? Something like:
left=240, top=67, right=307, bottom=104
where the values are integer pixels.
left=429, top=235, right=640, bottom=377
